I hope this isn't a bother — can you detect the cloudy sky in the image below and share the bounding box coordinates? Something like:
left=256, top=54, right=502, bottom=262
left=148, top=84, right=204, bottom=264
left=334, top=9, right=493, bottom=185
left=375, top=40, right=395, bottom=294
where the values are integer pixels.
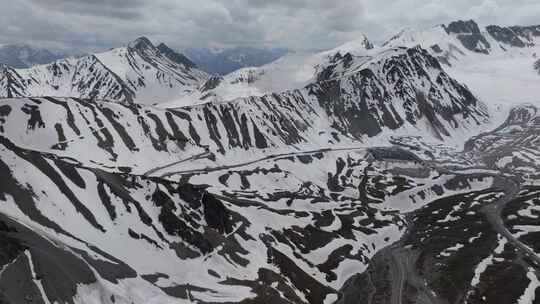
left=1, top=0, right=539, bottom=52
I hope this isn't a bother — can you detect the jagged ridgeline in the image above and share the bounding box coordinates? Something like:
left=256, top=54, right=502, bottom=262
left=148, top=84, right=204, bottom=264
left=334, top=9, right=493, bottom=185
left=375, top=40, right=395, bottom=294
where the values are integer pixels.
left=0, top=46, right=487, bottom=174
left=0, top=37, right=209, bottom=105
left=384, top=20, right=540, bottom=66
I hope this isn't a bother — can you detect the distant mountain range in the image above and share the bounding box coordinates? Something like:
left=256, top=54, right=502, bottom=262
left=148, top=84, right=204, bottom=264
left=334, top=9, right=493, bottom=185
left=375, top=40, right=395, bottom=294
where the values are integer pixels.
left=183, top=46, right=288, bottom=75
left=0, top=40, right=290, bottom=105
left=0, top=44, right=71, bottom=68
left=1, top=20, right=539, bottom=108
left=0, top=43, right=288, bottom=77
left=383, top=20, right=540, bottom=65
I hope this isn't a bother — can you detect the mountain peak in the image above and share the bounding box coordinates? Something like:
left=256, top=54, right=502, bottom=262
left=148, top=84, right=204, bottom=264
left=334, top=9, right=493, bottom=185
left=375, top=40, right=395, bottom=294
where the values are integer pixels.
left=360, top=34, right=374, bottom=50
left=327, top=34, right=374, bottom=56
left=444, top=20, right=481, bottom=34
left=128, top=36, right=155, bottom=51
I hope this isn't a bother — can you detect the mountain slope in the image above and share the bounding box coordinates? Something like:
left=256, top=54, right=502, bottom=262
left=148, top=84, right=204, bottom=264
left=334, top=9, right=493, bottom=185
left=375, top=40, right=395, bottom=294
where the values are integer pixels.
left=0, top=110, right=502, bottom=303
left=0, top=100, right=532, bottom=304
left=0, top=47, right=489, bottom=178
left=157, top=43, right=198, bottom=69
left=95, top=37, right=209, bottom=104
left=177, top=35, right=384, bottom=104
left=1, top=56, right=135, bottom=101
left=0, top=38, right=209, bottom=105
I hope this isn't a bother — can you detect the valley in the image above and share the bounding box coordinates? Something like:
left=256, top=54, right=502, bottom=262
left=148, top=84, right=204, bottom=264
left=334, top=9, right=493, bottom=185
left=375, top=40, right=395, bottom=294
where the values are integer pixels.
left=0, top=18, right=538, bottom=304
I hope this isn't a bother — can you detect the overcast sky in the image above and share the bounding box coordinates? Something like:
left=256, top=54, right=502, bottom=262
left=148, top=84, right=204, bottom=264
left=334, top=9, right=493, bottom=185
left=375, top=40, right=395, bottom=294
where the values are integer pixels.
left=1, top=0, right=539, bottom=52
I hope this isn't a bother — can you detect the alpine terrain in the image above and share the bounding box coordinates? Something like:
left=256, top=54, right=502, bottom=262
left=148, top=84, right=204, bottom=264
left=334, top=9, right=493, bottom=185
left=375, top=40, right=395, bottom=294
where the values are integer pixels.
left=0, top=18, right=539, bottom=304
left=0, top=38, right=209, bottom=105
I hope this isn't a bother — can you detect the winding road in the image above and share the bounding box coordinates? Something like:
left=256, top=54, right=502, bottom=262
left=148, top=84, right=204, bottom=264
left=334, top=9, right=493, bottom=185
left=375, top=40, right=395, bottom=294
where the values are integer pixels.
left=481, top=176, right=540, bottom=267
left=145, top=146, right=367, bottom=178
left=144, top=140, right=537, bottom=304
left=142, top=151, right=212, bottom=176
left=374, top=163, right=534, bottom=304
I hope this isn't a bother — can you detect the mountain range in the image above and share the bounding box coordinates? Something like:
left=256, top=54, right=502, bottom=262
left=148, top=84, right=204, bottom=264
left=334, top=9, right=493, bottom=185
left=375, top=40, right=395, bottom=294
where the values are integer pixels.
left=0, top=19, right=539, bottom=304
left=0, top=44, right=71, bottom=68
left=0, top=37, right=209, bottom=105
left=183, top=46, right=288, bottom=75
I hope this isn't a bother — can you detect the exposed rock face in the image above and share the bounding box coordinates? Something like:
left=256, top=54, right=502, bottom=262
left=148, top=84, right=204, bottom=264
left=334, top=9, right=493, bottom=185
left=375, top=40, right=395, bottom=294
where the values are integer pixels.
left=487, top=25, right=528, bottom=48
left=308, top=46, right=486, bottom=140
left=157, top=43, right=198, bottom=69
left=444, top=20, right=491, bottom=54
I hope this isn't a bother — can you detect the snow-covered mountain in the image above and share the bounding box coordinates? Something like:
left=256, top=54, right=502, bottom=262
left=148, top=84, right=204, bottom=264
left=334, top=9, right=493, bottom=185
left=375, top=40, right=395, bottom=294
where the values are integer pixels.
left=1, top=20, right=539, bottom=304
left=0, top=44, right=69, bottom=68
left=0, top=38, right=493, bottom=304
left=0, top=37, right=209, bottom=105
left=383, top=20, right=540, bottom=62
left=184, top=46, right=288, bottom=75
left=0, top=47, right=488, bottom=175
left=180, top=34, right=379, bottom=103
left=383, top=20, right=540, bottom=115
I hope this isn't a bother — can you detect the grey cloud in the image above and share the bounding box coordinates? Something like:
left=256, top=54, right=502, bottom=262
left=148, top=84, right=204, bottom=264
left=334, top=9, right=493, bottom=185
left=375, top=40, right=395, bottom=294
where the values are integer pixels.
left=26, top=0, right=145, bottom=19
left=0, top=0, right=538, bottom=53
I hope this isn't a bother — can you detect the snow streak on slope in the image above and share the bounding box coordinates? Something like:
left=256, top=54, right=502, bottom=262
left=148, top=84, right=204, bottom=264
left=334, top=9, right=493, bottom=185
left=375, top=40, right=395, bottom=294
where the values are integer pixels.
left=0, top=128, right=501, bottom=303
left=0, top=38, right=209, bottom=106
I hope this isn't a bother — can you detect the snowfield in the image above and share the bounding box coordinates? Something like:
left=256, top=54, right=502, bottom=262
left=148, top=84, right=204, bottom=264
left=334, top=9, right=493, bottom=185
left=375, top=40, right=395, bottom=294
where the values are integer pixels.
left=0, top=19, right=539, bottom=304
